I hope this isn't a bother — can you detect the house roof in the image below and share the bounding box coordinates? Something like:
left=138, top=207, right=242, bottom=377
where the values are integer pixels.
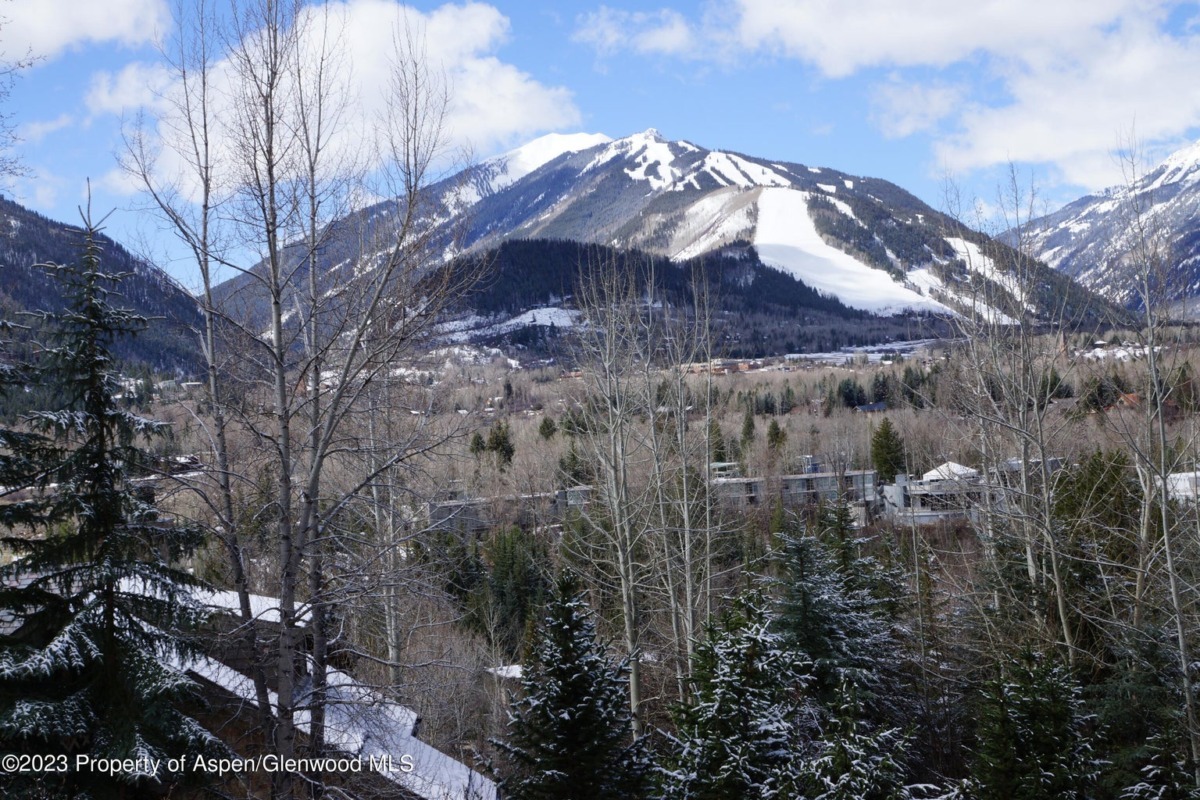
left=921, top=462, right=979, bottom=482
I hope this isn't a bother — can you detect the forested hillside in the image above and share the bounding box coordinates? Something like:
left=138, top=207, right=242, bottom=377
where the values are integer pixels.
left=437, top=238, right=951, bottom=356
left=0, top=195, right=202, bottom=375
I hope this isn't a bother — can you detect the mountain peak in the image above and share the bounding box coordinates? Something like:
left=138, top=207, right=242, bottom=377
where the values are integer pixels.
left=490, top=131, right=611, bottom=186
left=626, top=128, right=667, bottom=144
left=1151, top=138, right=1200, bottom=185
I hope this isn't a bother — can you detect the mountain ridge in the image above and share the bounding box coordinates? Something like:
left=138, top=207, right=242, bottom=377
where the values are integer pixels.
left=0, top=194, right=203, bottom=376
left=206, top=129, right=1116, bottom=349
left=1022, top=140, right=1200, bottom=310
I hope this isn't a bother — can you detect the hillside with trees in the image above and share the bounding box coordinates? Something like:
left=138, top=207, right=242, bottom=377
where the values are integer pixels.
left=3, top=2, right=1200, bottom=799
left=0, top=195, right=202, bottom=377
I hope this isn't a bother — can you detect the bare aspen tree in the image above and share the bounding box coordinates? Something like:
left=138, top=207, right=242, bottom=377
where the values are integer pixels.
left=642, top=265, right=723, bottom=699
left=943, top=171, right=1081, bottom=664
left=125, top=2, right=474, bottom=796
left=1105, top=137, right=1200, bottom=784
left=569, top=255, right=657, bottom=734
left=121, top=0, right=276, bottom=744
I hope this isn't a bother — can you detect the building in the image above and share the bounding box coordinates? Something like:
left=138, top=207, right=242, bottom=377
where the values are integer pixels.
left=425, top=486, right=593, bottom=536
left=881, top=462, right=986, bottom=525
left=882, top=458, right=1069, bottom=525
left=712, top=469, right=877, bottom=514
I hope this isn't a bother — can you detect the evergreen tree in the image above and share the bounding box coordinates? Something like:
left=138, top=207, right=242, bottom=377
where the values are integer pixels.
left=493, top=571, right=654, bottom=800
left=538, top=415, right=557, bottom=440
left=767, top=418, right=787, bottom=452
left=870, top=372, right=895, bottom=407
left=1122, top=731, right=1200, bottom=800
left=741, top=407, right=756, bottom=448
left=804, top=682, right=915, bottom=800
left=837, top=378, right=866, bottom=408
left=558, top=437, right=592, bottom=487
left=708, top=417, right=728, bottom=463
left=487, top=421, right=516, bottom=468
left=664, top=592, right=811, bottom=799
left=0, top=225, right=218, bottom=796
left=480, top=526, right=547, bottom=659
left=871, top=417, right=906, bottom=483
left=772, top=519, right=908, bottom=726
left=969, top=651, right=1100, bottom=800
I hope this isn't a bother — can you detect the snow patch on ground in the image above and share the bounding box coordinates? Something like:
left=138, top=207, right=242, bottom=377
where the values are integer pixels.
left=487, top=664, right=523, bottom=679
left=699, top=152, right=790, bottom=188
left=945, top=237, right=1027, bottom=307
left=439, top=307, right=579, bottom=343
left=753, top=188, right=949, bottom=314
left=907, top=265, right=1016, bottom=324
left=670, top=189, right=756, bottom=260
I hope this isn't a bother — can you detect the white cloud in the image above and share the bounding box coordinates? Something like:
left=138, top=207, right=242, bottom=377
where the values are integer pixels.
left=732, top=0, right=1158, bottom=77
left=5, top=0, right=170, bottom=61
left=326, top=0, right=580, bottom=156
left=729, top=0, right=1200, bottom=189
left=871, top=78, right=964, bottom=139
left=19, top=113, right=73, bottom=143
left=573, top=0, right=1200, bottom=191
left=15, top=166, right=66, bottom=210
left=111, top=0, right=580, bottom=192
left=86, top=62, right=174, bottom=116
left=934, top=18, right=1200, bottom=188
left=448, top=57, right=579, bottom=153
left=573, top=6, right=697, bottom=57
left=96, top=164, right=145, bottom=197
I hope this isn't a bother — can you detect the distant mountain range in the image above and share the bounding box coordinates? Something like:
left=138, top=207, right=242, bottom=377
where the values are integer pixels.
left=0, top=129, right=1127, bottom=376
left=439, top=129, right=1100, bottom=320
left=1022, top=141, right=1200, bottom=312
left=0, top=195, right=202, bottom=374
left=214, top=129, right=1109, bottom=349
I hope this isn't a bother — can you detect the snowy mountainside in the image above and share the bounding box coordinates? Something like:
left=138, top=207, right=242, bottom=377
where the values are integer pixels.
left=1022, top=139, right=1200, bottom=310
left=432, top=129, right=1099, bottom=321
left=212, top=129, right=1110, bottom=343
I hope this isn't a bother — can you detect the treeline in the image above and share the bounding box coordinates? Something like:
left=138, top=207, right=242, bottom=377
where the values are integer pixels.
left=435, top=238, right=949, bottom=356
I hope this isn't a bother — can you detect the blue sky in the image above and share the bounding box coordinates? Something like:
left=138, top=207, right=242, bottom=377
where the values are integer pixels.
left=6, top=0, right=1200, bottom=288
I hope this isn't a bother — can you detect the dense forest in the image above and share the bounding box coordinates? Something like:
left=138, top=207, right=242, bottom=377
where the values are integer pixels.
left=0, top=195, right=202, bottom=377
left=439, top=238, right=951, bottom=357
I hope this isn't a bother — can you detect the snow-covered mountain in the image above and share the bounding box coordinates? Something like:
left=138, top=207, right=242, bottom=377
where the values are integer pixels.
left=1022, top=140, right=1200, bottom=310
left=435, top=129, right=1095, bottom=319
left=213, top=129, right=1106, bottom=342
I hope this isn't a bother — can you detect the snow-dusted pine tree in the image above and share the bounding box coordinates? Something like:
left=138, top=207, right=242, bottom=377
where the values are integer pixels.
left=492, top=570, right=654, bottom=800
left=1122, top=731, right=1200, bottom=800
left=663, top=591, right=812, bottom=800
left=0, top=222, right=219, bottom=796
left=772, top=515, right=909, bottom=726
left=968, top=651, right=1100, bottom=800
left=804, top=681, right=916, bottom=800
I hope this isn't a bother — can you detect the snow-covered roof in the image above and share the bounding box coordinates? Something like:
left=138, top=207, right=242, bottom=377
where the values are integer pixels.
left=198, top=587, right=313, bottom=624
left=921, top=462, right=979, bottom=482
left=179, top=650, right=496, bottom=800
left=487, top=664, right=523, bottom=680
